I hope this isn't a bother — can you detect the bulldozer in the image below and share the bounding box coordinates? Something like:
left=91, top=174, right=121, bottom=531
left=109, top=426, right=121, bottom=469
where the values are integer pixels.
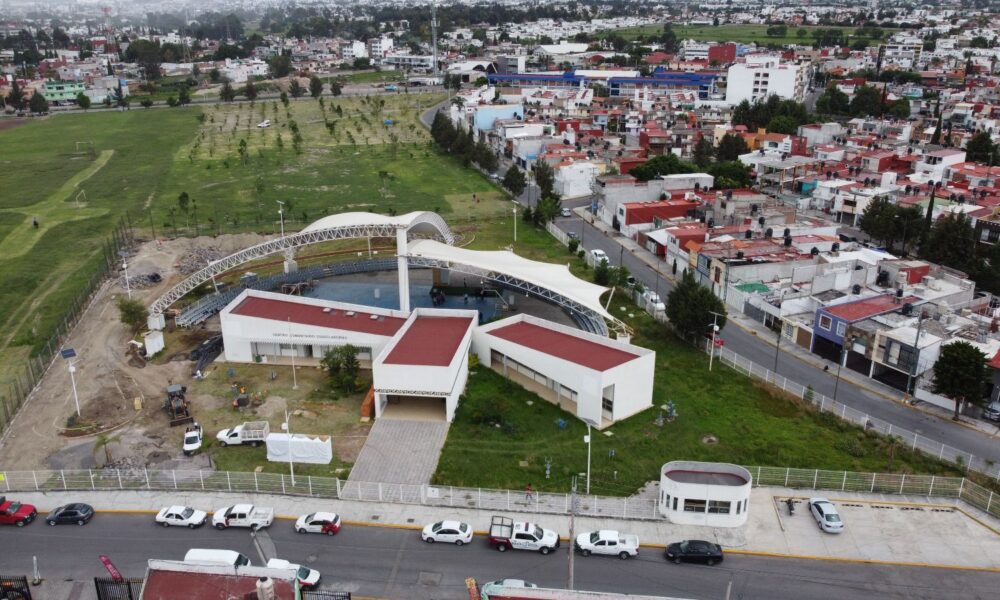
left=163, top=383, right=194, bottom=427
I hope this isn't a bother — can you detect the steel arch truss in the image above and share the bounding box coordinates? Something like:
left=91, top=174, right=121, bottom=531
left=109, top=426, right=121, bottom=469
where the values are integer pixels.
left=405, top=256, right=631, bottom=338
left=150, top=215, right=454, bottom=316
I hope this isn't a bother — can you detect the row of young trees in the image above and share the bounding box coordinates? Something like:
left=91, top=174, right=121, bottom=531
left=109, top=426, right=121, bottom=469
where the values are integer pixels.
left=429, top=110, right=499, bottom=174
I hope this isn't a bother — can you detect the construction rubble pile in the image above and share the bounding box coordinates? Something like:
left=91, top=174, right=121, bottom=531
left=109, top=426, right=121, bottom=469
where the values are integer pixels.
left=119, top=272, right=162, bottom=291
left=177, top=246, right=226, bottom=275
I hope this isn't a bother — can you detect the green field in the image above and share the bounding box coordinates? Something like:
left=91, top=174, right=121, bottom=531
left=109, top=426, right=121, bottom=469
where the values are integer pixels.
left=608, top=23, right=892, bottom=47
left=0, top=92, right=508, bottom=391
left=434, top=304, right=961, bottom=494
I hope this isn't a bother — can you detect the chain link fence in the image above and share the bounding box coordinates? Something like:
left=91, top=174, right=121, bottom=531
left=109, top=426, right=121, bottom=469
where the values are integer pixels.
left=2, top=465, right=997, bottom=521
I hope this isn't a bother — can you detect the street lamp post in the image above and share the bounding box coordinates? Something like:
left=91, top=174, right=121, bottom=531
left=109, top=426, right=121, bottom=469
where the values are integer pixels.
left=708, top=311, right=724, bottom=371
left=512, top=206, right=517, bottom=242
left=122, top=258, right=131, bottom=299
left=68, top=362, right=81, bottom=417
left=833, top=338, right=853, bottom=401
left=276, top=200, right=286, bottom=238
left=283, top=407, right=295, bottom=486
left=582, top=418, right=598, bottom=494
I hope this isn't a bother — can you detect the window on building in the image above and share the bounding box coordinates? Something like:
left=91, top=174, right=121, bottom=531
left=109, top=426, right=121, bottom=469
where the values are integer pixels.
left=708, top=500, right=731, bottom=514
left=665, top=494, right=671, bottom=509
left=683, top=499, right=707, bottom=513
left=819, top=315, right=832, bottom=331
left=836, top=322, right=847, bottom=337
left=735, top=500, right=741, bottom=515
left=672, top=497, right=678, bottom=511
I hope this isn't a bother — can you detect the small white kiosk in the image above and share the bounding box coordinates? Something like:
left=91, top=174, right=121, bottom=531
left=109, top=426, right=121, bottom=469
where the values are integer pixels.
left=658, top=461, right=752, bottom=527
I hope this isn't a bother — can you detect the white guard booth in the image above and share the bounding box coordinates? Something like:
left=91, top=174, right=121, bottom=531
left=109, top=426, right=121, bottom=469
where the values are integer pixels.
left=266, top=433, right=333, bottom=465
left=658, top=460, right=752, bottom=527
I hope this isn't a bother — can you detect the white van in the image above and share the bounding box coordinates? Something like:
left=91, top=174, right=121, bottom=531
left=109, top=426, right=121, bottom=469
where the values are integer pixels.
left=183, top=548, right=252, bottom=567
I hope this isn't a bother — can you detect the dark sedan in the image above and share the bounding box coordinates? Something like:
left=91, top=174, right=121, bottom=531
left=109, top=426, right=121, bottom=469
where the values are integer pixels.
left=665, top=540, right=724, bottom=565
left=46, top=503, right=94, bottom=526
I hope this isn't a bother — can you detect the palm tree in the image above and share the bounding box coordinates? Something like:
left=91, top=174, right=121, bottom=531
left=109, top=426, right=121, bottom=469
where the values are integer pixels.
left=451, top=96, right=465, bottom=109
left=93, top=432, right=122, bottom=466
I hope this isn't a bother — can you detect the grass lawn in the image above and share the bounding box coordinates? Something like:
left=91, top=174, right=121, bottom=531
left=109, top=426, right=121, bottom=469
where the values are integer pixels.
left=434, top=236, right=960, bottom=494
left=0, top=92, right=508, bottom=391
left=607, top=23, right=893, bottom=47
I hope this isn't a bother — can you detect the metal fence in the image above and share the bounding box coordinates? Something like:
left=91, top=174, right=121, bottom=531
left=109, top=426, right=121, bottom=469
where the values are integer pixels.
left=0, top=216, right=134, bottom=438
left=94, top=577, right=143, bottom=600
left=705, top=340, right=1000, bottom=482
left=0, top=575, right=32, bottom=600
left=1, top=466, right=997, bottom=522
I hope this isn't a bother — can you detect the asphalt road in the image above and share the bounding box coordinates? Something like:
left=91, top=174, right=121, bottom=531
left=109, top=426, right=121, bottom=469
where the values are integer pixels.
left=1, top=514, right=994, bottom=599
left=416, top=102, right=1000, bottom=467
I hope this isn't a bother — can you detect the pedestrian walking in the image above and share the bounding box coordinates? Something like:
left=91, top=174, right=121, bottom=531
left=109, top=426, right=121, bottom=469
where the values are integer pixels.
left=525, top=483, right=533, bottom=501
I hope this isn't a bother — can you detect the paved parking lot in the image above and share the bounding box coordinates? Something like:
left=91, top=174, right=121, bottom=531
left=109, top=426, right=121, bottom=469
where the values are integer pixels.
left=743, top=489, right=1000, bottom=569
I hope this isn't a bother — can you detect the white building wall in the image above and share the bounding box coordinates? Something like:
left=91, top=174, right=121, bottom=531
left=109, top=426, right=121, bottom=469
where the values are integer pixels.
left=658, top=461, right=752, bottom=527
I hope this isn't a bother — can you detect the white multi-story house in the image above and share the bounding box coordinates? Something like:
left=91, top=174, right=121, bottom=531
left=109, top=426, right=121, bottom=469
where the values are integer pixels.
left=724, top=55, right=805, bottom=105
left=914, top=149, right=967, bottom=183
left=340, top=40, right=368, bottom=61
left=367, top=36, right=394, bottom=60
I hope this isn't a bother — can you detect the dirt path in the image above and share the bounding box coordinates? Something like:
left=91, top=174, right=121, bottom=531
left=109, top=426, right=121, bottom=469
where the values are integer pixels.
left=0, top=232, right=270, bottom=470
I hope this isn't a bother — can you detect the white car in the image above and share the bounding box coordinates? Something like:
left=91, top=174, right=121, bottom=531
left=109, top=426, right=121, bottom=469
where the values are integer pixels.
left=421, top=520, right=473, bottom=545
left=295, top=511, right=342, bottom=535
left=561, top=207, right=572, bottom=217
left=590, top=248, right=609, bottom=266
left=182, top=423, right=203, bottom=456
left=266, top=558, right=321, bottom=588
left=643, top=290, right=666, bottom=312
left=257, top=119, right=271, bottom=128
left=482, top=579, right=538, bottom=591
left=155, top=505, right=207, bottom=528
left=808, top=498, right=844, bottom=533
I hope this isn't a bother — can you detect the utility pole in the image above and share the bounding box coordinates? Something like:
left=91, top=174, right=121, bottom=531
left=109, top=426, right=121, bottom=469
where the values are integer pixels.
left=568, top=475, right=577, bottom=590
left=773, top=323, right=782, bottom=373
left=904, top=310, right=927, bottom=397
left=277, top=200, right=286, bottom=238
left=430, top=2, right=439, bottom=77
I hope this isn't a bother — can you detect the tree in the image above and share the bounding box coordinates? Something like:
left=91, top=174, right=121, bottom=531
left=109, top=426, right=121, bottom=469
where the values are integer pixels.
left=932, top=341, right=988, bottom=420
left=965, top=131, right=997, bottom=165
left=921, top=213, right=979, bottom=274
left=593, top=255, right=611, bottom=285
left=930, top=117, right=942, bottom=145
left=268, top=54, right=292, bottom=78
left=535, top=195, right=562, bottom=223
left=289, top=79, right=304, bottom=98
left=75, top=92, right=91, bottom=110
left=177, top=85, right=191, bottom=105
left=219, top=81, right=235, bottom=102
left=858, top=196, right=897, bottom=246
left=28, top=91, right=49, bottom=113
left=716, top=133, right=749, bottom=162
left=707, top=161, right=752, bottom=188
left=7, top=79, right=25, bottom=110
left=309, top=75, right=323, bottom=98
left=885, top=98, right=911, bottom=120
left=140, top=99, right=153, bottom=109
left=502, top=165, right=526, bottom=197
left=629, top=153, right=695, bottom=182
left=320, top=345, right=361, bottom=394
left=243, top=79, right=258, bottom=100
left=116, top=297, right=148, bottom=333
left=666, top=270, right=727, bottom=340
left=814, top=87, right=850, bottom=115
left=849, top=85, right=883, bottom=116
left=177, top=191, right=190, bottom=212
left=692, top=137, right=714, bottom=168
left=766, top=115, right=798, bottom=134
left=209, top=68, right=221, bottom=83
left=532, top=160, right=556, bottom=200
left=329, top=80, right=342, bottom=96
left=92, top=432, right=121, bottom=465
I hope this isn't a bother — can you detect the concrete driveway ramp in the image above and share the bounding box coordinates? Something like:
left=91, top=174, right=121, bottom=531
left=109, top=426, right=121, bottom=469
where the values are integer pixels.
left=347, top=418, right=449, bottom=485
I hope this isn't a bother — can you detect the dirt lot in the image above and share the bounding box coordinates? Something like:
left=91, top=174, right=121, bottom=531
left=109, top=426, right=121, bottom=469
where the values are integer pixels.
left=0, top=233, right=370, bottom=473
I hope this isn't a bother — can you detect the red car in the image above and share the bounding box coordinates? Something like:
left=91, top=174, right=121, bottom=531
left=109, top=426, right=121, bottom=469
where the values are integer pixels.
left=0, top=496, right=37, bottom=527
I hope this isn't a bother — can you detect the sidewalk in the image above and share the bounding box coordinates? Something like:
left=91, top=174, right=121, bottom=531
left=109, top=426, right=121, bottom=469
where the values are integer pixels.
left=11, top=485, right=1000, bottom=570
left=571, top=207, right=1000, bottom=440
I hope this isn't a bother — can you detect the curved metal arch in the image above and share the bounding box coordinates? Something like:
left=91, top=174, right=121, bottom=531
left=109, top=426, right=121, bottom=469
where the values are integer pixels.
left=405, top=255, right=632, bottom=339
left=150, top=213, right=454, bottom=316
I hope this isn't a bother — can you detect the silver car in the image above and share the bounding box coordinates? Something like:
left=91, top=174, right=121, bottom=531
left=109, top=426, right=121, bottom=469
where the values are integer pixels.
left=809, top=498, right=844, bottom=533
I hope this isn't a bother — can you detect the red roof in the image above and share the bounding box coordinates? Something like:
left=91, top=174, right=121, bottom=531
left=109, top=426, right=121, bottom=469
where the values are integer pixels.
left=824, top=295, right=920, bottom=322
left=487, top=321, right=638, bottom=371
left=141, top=569, right=295, bottom=599
left=230, top=296, right=406, bottom=336
left=383, top=316, right=473, bottom=367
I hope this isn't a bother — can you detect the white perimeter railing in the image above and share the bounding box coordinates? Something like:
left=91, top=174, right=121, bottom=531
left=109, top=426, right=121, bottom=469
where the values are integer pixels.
left=1, top=466, right=997, bottom=522
left=704, top=339, right=1000, bottom=483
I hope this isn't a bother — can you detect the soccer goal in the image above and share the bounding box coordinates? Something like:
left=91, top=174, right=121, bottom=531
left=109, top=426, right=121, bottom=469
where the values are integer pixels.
left=74, top=140, right=96, bottom=157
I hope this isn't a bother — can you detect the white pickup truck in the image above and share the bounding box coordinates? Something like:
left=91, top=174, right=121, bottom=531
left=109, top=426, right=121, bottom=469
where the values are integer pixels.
left=216, top=421, right=270, bottom=447
left=488, top=516, right=560, bottom=554
left=212, top=503, right=274, bottom=530
left=574, top=530, right=639, bottom=559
